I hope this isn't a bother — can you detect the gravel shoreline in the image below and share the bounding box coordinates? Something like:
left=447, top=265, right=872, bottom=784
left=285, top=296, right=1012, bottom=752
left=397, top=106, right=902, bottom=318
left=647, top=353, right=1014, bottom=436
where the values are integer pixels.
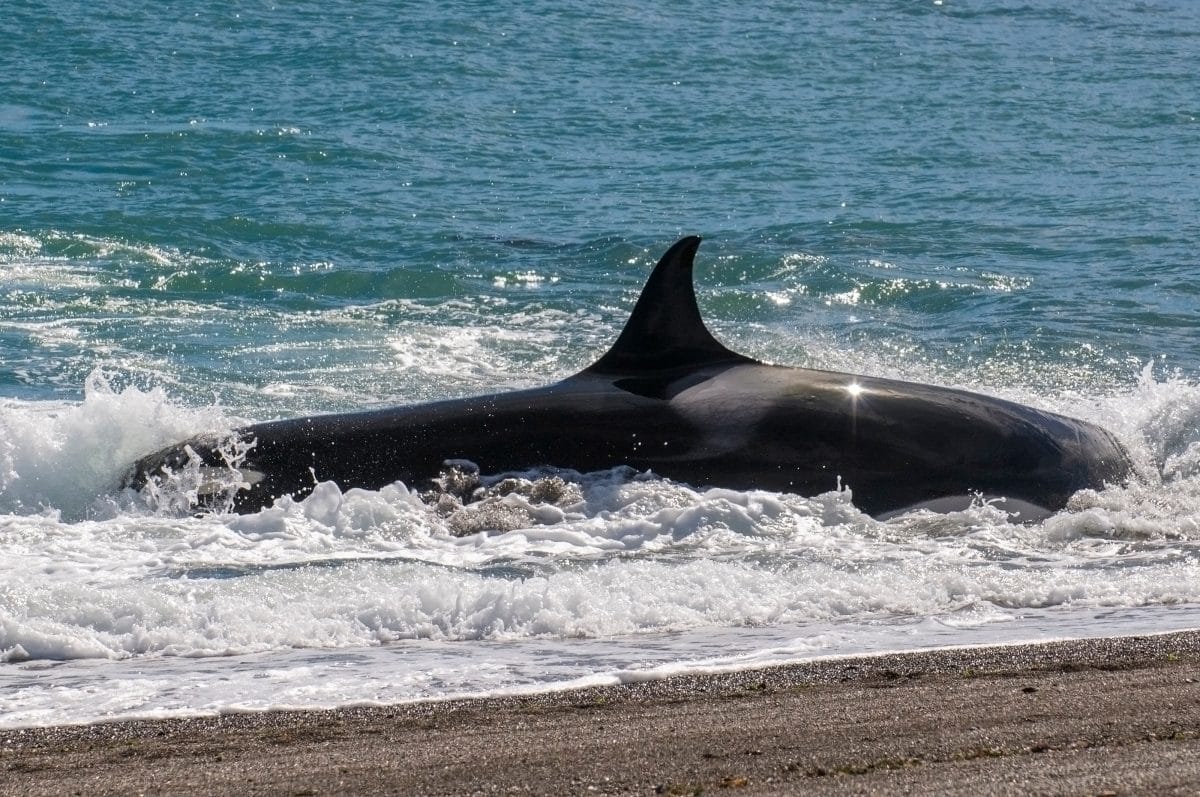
left=4, top=631, right=1200, bottom=795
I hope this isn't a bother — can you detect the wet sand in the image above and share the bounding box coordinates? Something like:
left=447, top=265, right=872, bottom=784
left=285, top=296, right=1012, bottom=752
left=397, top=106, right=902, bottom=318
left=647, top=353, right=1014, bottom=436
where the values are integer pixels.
left=4, top=631, right=1200, bottom=795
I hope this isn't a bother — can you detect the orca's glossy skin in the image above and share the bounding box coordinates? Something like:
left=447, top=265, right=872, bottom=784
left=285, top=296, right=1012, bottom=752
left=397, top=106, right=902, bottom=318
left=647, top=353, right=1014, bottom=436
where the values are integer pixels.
left=128, top=237, right=1132, bottom=519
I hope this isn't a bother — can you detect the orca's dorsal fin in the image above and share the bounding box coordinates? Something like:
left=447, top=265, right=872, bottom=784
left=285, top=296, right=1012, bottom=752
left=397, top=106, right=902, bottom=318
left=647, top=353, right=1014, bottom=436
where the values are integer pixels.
left=584, top=236, right=756, bottom=375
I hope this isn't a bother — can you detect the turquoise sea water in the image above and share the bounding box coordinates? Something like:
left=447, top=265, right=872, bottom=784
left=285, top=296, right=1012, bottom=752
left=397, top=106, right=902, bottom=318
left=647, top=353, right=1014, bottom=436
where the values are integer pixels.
left=3, top=2, right=1200, bottom=726
left=4, top=1, right=1198, bottom=406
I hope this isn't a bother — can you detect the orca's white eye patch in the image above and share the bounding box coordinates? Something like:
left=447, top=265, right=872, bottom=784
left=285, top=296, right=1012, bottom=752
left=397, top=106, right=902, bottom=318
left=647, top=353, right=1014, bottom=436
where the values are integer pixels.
left=196, top=467, right=265, bottom=496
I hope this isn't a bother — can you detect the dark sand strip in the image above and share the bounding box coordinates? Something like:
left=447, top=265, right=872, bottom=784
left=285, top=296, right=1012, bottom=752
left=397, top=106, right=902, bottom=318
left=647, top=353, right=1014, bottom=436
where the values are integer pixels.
left=4, top=632, right=1200, bottom=796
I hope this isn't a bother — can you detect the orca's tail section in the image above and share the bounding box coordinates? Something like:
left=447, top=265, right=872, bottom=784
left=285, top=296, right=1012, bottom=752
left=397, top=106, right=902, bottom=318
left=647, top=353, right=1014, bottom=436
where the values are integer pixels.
left=584, top=236, right=756, bottom=375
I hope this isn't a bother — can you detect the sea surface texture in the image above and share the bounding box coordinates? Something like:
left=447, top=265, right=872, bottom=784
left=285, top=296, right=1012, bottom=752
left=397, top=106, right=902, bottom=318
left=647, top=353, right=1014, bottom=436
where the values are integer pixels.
left=3, top=1, right=1200, bottom=726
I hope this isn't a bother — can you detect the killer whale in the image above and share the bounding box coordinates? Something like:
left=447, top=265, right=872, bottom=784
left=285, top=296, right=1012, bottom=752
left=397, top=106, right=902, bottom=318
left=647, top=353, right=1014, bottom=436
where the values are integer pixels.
left=128, top=236, right=1132, bottom=519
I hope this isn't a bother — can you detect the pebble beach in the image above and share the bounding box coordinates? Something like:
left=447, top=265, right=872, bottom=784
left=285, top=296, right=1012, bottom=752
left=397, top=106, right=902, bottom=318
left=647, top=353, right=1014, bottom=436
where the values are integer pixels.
left=6, top=631, right=1200, bottom=796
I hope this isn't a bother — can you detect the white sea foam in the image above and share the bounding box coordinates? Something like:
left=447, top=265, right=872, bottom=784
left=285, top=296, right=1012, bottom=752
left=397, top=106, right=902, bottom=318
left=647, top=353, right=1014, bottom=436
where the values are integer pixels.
left=2, top=362, right=1200, bottom=726
left=0, top=372, right=240, bottom=519
left=6, top=606, right=1200, bottom=728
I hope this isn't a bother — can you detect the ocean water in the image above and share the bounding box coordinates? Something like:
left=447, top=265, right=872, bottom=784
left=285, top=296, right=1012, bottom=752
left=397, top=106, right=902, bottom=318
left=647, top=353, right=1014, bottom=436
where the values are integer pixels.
left=3, top=1, right=1200, bottom=727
